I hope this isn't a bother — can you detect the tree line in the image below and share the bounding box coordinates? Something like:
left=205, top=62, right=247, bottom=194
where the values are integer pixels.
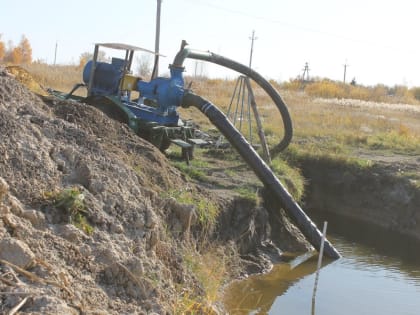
left=0, top=34, right=32, bottom=64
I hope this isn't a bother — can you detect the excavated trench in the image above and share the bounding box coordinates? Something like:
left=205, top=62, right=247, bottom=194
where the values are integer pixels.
left=220, top=152, right=420, bottom=273
left=299, top=156, right=420, bottom=241
left=224, top=155, right=420, bottom=314
left=216, top=194, right=311, bottom=275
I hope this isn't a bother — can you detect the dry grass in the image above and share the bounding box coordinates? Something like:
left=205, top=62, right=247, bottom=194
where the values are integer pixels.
left=283, top=94, right=420, bottom=155
left=173, top=242, right=239, bottom=315
left=281, top=78, right=420, bottom=105
left=23, top=62, right=85, bottom=95
left=186, top=77, right=420, bottom=160
left=21, top=63, right=420, bottom=157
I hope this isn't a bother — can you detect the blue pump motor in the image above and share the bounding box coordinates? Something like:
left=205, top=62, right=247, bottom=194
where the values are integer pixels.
left=83, top=58, right=125, bottom=96
left=137, top=66, right=185, bottom=113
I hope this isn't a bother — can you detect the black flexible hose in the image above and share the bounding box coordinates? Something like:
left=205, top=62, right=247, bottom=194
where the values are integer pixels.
left=173, top=48, right=292, bottom=155
left=65, top=83, right=86, bottom=99
left=182, top=91, right=340, bottom=259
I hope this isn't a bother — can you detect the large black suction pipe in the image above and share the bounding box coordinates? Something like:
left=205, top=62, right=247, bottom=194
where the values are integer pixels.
left=182, top=91, right=341, bottom=259
left=173, top=46, right=292, bottom=156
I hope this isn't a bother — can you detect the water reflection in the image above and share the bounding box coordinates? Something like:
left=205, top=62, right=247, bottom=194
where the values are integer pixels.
left=224, top=211, right=420, bottom=315
left=224, top=257, right=319, bottom=314
left=313, top=211, right=420, bottom=280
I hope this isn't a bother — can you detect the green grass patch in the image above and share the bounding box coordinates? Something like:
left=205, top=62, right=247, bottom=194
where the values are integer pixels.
left=172, top=161, right=208, bottom=181
left=282, top=143, right=375, bottom=173
left=271, top=157, right=306, bottom=201
left=44, top=187, right=94, bottom=235
left=167, top=147, right=213, bottom=182
left=73, top=212, right=94, bottom=235
left=367, top=130, right=420, bottom=154
left=225, top=168, right=237, bottom=178
left=202, top=147, right=241, bottom=162
left=163, top=189, right=219, bottom=227
left=234, top=186, right=260, bottom=203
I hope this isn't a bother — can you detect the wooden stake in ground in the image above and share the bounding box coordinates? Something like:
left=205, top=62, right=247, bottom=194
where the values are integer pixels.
left=311, top=221, right=328, bottom=314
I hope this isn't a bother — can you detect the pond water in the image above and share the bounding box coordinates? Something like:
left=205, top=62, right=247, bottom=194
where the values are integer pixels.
left=224, top=211, right=420, bottom=315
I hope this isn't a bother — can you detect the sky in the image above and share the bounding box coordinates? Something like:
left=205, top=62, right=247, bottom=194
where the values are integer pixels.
left=2, top=0, right=420, bottom=86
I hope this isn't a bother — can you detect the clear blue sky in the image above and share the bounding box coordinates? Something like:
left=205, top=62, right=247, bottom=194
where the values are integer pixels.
left=2, top=0, right=420, bottom=86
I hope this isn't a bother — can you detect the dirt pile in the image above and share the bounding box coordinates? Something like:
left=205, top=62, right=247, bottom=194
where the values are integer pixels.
left=4, top=66, right=48, bottom=96
left=0, top=67, right=309, bottom=314
left=0, top=66, right=194, bottom=314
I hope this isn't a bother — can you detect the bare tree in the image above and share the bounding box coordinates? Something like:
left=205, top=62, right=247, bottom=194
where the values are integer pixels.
left=135, top=53, right=152, bottom=79
left=78, top=51, right=107, bottom=69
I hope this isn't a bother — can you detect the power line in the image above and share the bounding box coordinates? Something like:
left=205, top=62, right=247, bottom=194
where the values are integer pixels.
left=180, top=0, right=410, bottom=52
left=181, top=0, right=348, bottom=37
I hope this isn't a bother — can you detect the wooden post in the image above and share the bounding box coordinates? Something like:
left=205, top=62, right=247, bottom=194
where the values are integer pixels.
left=244, top=76, right=271, bottom=164
left=312, top=221, right=328, bottom=313
left=87, top=44, right=99, bottom=97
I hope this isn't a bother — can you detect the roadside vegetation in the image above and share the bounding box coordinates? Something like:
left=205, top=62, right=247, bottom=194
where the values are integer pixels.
left=281, top=78, right=420, bottom=104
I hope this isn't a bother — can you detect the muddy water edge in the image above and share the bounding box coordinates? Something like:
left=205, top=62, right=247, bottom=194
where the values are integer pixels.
left=224, top=156, right=420, bottom=314
left=300, top=156, right=420, bottom=240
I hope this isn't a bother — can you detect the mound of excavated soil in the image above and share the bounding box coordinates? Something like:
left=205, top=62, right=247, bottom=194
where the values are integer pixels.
left=0, top=66, right=196, bottom=314
left=4, top=65, right=48, bottom=96
left=0, top=67, right=309, bottom=314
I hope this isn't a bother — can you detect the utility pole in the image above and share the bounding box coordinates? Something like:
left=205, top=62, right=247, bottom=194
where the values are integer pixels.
left=53, top=41, right=58, bottom=66
left=248, top=30, right=257, bottom=68
left=152, top=0, right=162, bottom=79
left=343, top=60, right=349, bottom=84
